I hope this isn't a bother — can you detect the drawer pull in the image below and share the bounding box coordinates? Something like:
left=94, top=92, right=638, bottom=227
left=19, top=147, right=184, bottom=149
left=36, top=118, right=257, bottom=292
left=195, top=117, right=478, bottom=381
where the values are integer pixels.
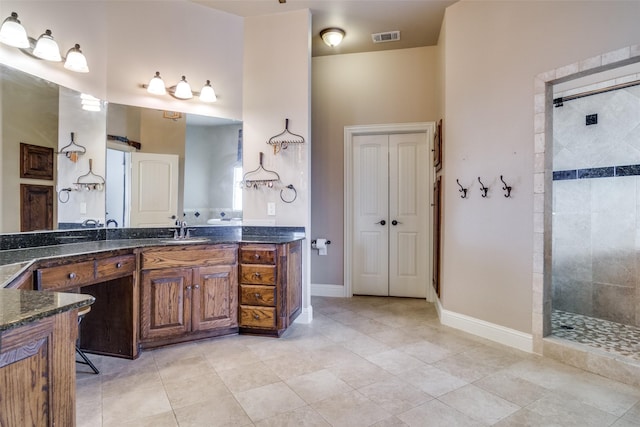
left=253, top=313, right=260, bottom=320
left=194, top=285, right=200, bottom=289
left=186, top=285, right=192, bottom=290
left=68, top=272, right=76, bottom=279
left=116, top=262, right=122, bottom=268
left=254, top=272, right=261, bottom=278
left=254, top=293, right=262, bottom=299
left=254, top=254, right=260, bottom=260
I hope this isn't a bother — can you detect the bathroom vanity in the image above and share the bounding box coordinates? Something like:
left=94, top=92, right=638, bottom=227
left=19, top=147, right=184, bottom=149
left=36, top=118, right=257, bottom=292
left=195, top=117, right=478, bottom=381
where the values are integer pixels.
left=0, top=227, right=305, bottom=359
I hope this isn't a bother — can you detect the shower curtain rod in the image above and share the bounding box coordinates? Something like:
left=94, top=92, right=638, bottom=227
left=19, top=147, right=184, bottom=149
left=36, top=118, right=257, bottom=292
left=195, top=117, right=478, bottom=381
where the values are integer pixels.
left=553, top=78, right=640, bottom=107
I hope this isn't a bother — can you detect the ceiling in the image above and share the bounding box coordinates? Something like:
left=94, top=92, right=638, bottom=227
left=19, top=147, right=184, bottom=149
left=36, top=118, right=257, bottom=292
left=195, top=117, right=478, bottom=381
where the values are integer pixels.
left=190, top=0, right=457, bottom=57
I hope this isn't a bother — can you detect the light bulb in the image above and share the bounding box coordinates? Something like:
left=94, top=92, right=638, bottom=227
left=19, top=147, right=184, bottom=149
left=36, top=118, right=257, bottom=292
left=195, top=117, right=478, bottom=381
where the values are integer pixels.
left=199, top=80, right=217, bottom=102
left=174, top=76, right=193, bottom=99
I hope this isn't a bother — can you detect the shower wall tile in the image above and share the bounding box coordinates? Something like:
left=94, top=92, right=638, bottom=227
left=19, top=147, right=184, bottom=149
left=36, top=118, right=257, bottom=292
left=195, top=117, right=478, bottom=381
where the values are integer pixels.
left=553, top=213, right=591, bottom=248
left=553, top=179, right=590, bottom=213
left=553, top=277, right=593, bottom=316
left=551, top=246, right=592, bottom=283
left=592, top=250, right=637, bottom=288
left=593, top=282, right=636, bottom=325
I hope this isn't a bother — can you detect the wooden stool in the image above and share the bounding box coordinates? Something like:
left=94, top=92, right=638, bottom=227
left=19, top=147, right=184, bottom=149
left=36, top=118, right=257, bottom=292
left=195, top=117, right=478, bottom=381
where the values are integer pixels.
left=76, top=306, right=99, bottom=374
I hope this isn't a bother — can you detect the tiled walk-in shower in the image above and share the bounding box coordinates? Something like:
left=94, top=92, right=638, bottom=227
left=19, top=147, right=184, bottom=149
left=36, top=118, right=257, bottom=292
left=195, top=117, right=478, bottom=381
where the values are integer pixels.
left=551, top=310, right=640, bottom=362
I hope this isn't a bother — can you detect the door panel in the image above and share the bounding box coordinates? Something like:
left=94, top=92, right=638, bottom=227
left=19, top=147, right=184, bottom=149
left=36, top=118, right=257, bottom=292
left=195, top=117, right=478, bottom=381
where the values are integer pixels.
left=130, top=152, right=179, bottom=227
left=192, top=265, right=238, bottom=331
left=353, top=135, right=389, bottom=296
left=389, top=133, right=428, bottom=298
left=353, top=132, right=428, bottom=298
left=140, top=268, right=191, bottom=340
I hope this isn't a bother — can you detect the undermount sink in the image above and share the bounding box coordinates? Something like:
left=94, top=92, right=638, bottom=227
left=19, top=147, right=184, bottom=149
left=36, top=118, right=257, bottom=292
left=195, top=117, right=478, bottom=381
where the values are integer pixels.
left=160, top=237, right=210, bottom=244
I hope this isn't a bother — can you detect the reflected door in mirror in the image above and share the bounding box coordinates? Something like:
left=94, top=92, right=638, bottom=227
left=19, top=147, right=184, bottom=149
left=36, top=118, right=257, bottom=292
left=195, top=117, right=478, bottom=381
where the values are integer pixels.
left=20, top=184, right=53, bottom=232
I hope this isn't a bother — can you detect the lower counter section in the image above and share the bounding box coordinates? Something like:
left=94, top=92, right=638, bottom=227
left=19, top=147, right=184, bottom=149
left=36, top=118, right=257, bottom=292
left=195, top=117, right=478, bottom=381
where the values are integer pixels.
left=0, top=290, right=94, bottom=427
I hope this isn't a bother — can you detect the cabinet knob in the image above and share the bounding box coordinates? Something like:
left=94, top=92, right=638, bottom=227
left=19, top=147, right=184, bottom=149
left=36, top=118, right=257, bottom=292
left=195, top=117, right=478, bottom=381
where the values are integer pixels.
left=116, top=262, right=122, bottom=268
left=254, top=272, right=261, bottom=278
left=68, top=272, right=76, bottom=279
left=254, top=293, right=261, bottom=299
left=254, top=253, right=260, bottom=260
left=194, top=285, right=200, bottom=289
left=253, top=313, right=260, bottom=320
left=186, top=285, right=192, bottom=290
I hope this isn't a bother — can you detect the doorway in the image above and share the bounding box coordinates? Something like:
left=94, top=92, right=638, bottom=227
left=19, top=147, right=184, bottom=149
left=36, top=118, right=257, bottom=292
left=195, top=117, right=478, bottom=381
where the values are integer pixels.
left=344, top=122, right=435, bottom=300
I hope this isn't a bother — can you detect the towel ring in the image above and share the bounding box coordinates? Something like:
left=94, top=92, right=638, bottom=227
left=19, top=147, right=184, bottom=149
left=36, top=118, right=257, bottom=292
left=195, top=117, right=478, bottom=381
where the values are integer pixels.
left=280, top=184, right=297, bottom=203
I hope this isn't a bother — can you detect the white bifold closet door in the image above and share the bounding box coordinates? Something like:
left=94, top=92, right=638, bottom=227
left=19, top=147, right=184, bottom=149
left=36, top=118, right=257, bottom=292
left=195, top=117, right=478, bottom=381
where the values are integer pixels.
left=353, top=132, right=428, bottom=298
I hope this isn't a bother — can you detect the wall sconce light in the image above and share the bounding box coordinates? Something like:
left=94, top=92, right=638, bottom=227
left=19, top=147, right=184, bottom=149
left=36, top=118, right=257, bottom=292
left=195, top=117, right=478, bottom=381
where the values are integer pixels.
left=0, top=12, right=29, bottom=48
left=0, top=11, right=89, bottom=73
left=143, top=72, right=217, bottom=103
left=320, top=27, right=345, bottom=47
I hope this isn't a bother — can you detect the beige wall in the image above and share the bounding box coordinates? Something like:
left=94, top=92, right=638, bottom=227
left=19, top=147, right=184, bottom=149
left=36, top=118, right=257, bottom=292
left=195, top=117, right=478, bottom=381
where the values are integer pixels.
left=311, top=46, right=438, bottom=286
left=440, top=1, right=640, bottom=333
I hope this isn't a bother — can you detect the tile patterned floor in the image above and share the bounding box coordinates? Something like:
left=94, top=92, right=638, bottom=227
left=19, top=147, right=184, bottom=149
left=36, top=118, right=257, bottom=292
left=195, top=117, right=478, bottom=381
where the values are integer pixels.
left=552, top=310, right=640, bottom=361
left=77, top=296, right=640, bottom=426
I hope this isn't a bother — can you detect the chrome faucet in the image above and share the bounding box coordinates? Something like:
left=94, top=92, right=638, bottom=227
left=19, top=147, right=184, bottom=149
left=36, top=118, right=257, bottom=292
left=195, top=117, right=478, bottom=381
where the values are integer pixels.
left=173, top=220, right=189, bottom=239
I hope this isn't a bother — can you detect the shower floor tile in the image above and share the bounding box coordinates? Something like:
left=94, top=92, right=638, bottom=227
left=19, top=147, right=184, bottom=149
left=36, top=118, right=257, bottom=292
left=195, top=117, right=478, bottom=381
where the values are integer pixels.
left=552, top=310, right=640, bottom=361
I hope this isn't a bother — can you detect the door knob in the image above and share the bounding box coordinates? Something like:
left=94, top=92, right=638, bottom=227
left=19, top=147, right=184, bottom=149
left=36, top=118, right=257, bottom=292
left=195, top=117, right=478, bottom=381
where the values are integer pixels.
left=392, top=220, right=402, bottom=226
left=376, top=220, right=386, bottom=226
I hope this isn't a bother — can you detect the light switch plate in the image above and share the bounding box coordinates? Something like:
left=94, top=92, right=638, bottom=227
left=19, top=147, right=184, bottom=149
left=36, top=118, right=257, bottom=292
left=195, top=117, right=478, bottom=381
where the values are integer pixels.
left=267, top=202, right=276, bottom=216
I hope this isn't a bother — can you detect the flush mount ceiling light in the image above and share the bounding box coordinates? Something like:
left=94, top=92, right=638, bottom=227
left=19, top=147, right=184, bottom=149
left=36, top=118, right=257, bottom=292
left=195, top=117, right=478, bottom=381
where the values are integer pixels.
left=64, top=44, right=89, bottom=73
left=142, top=73, right=218, bottom=103
left=0, top=12, right=29, bottom=48
left=320, top=27, right=345, bottom=47
left=32, top=29, right=62, bottom=62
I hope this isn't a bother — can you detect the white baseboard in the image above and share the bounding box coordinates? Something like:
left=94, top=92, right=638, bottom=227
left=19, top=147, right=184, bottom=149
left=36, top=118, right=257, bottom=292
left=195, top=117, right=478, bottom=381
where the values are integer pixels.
left=311, top=283, right=346, bottom=297
left=295, top=305, right=313, bottom=324
left=436, top=298, right=533, bottom=353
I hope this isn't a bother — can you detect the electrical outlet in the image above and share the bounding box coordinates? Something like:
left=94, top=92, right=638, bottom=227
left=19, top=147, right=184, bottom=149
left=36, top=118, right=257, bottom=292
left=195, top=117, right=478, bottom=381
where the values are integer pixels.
left=267, top=202, right=276, bottom=216
left=80, top=202, right=87, bottom=214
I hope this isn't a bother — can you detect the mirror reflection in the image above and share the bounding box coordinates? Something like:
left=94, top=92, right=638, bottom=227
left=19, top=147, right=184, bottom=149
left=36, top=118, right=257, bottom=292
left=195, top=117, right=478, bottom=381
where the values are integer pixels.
left=105, top=104, right=242, bottom=228
left=0, top=62, right=242, bottom=234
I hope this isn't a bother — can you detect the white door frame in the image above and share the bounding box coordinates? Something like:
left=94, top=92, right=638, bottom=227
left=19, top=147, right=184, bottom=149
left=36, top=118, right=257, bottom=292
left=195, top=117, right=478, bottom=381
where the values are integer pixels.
left=344, top=122, right=436, bottom=301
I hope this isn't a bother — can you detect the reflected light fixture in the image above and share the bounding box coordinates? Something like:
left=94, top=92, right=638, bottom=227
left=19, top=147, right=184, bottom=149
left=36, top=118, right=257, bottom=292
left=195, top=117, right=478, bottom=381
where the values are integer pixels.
left=174, top=76, right=193, bottom=99
left=81, top=93, right=101, bottom=112
left=199, top=80, right=217, bottom=103
left=0, top=12, right=29, bottom=48
left=64, top=44, right=89, bottom=73
left=320, top=27, right=345, bottom=47
left=147, top=71, right=166, bottom=95
left=32, top=29, right=62, bottom=62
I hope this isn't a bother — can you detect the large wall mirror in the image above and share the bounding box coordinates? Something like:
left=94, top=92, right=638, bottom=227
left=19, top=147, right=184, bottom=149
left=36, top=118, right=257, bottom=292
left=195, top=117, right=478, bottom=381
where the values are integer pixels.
left=0, top=62, right=242, bottom=234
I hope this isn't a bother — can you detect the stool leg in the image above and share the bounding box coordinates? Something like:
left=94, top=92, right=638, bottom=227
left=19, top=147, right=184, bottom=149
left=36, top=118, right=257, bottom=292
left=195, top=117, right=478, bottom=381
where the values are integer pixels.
left=76, top=346, right=100, bottom=374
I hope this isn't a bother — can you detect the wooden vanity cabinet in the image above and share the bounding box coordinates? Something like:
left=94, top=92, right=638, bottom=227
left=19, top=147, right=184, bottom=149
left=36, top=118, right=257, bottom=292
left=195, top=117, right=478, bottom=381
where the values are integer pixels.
left=239, top=240, right=302, bottom=336
left=34, top=251, right=138, bottom=359
left=139, top=244, right=238, bottom=348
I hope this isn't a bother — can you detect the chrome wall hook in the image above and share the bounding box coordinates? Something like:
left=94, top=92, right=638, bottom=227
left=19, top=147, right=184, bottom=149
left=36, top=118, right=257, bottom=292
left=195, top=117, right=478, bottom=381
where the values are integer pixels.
left=500, top=175, right=512, bottom=198
left=456, top=179, right=468, bottom=199
left=478, top=177, right=489, bottom=198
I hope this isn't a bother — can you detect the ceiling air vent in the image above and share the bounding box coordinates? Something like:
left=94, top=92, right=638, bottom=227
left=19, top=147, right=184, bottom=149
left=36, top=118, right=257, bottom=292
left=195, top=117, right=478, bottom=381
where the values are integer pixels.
left=372, top=31, right=400, bottom=44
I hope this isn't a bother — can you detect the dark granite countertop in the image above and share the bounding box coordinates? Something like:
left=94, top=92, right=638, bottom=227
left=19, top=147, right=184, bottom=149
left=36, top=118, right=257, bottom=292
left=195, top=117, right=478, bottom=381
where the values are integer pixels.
left=0, top=289, right=94, bottom=332
left=0, top=226, right=305, bottom=288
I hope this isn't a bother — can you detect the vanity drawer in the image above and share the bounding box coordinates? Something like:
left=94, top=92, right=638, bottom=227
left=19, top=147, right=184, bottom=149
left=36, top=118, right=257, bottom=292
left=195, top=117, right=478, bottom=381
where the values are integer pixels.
left=239, top=265, right=276, bottom=285
left=240, top=285, right=275, bottom=307
left=96, top=254, right=136, bottom=280
left=239, top=306, right=276, bottom=329
left=37, top=260, right=95, bottom=291
left=141, top=245, right=237, bottom=270
left=239, top=245, right=276, bottom=265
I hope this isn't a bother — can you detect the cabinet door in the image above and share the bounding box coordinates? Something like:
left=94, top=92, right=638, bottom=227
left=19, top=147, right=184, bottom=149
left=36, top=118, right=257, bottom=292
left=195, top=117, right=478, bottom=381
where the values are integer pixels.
left=140, top=268, right=192, bottom=340
left=286, top=241, right=303, bottom=324
left=192, top=265, right=238, bottom=331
